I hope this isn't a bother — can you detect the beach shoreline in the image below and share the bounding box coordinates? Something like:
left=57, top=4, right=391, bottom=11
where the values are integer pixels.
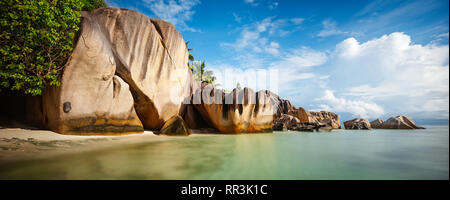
left=0, top=127, right=216, bottom=162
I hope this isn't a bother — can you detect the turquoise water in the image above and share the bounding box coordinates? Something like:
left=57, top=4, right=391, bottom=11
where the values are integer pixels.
left=0, top=126, right=448, bottom=180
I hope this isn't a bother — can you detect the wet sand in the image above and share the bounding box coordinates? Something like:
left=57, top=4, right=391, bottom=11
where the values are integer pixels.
left=0, top=127, right=216, bottom=162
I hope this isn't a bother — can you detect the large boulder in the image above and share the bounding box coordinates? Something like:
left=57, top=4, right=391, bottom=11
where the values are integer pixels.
left=273, top=114, right=300, bottom=131
left=190, top=85, right=273, bottom=133
left=309, top=110, right=341, bottom=129
left=370, top=119, right=384, bottom=129
left=10, top=7, right=196, bottom=135
left=290, top=122, right=333, bottom=132
left=378, top=116, right=425, bottom=129
left=272, top=114, right=331, bottom=132
left=289, top=107, right=341, bottom=129
left=344, top=118, right=372, bottom=130
left=85, top=8, right=195, bottom=130
left=158, top=115, right=192, bottom=136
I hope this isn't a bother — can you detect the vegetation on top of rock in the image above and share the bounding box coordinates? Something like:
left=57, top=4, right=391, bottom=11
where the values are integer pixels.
left=80, top=0, right=106, bottom=11
left=0, top=0, right=106, bottom=96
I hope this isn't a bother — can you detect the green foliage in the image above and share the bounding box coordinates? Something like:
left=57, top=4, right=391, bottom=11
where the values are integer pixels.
left=185, top=42, right=219, bottom=86
left=0, top=0, right=105, bottom=96
left=191, top=60, right=219, bottom=86
left=236, top=82, right=242, bottom=90
left=186, top=41, right=194, bottom=69
left=80, top=0, right=106, bottom=11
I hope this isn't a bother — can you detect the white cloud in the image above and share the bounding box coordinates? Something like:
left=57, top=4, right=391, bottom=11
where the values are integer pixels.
left=270, top=47, right=327, bottom=69
left=143, top=0, right=200, bottom=32
left=244, top=0, right=259, bottom=6
left=320, top=32, right=449, bottom=119
left=208, top=46, right=326, bottom=94
left=291, top=18, right=305, bottom=25
left=221, top=17, right=302, bottom=56
left=265, top=42, right=280, bottom=55
left=317, top=19, right=351, bottom=37
left=269, top=1, right=279, bottom=9
left=316, top=90, right=385, bottom=119
left=232, top=13, right=242, bottom=23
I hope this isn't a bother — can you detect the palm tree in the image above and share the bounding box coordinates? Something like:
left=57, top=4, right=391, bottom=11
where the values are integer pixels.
left=185, top=42, right=194, bottom=70
left=236, top=82, right=242, bottom=90
left=200, top=61, right=205, bottom=82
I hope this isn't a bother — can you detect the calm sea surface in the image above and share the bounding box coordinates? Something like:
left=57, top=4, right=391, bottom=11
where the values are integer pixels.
left=0, top=126, right=448, bottom=180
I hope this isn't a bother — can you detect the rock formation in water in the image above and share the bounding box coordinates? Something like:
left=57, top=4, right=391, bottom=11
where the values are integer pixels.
left=273, top=114, right=332, bottom=132
left=273, top=114, right=300, bottom=131
left=158, top=115, right=192, bottom=136
left=188, top=84, right=273, bottom=133
left=309, top=110, right=341, bottom=129
left=376, top=116, right=425, bottom=129
left=288, top=107, right=341, bottom=129
left=370, top=119, right=384, bottom=129
left=344, top=118, right=372, bottom=130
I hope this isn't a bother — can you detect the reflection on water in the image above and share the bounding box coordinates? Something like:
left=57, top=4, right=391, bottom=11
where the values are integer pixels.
left=0, top=126, right=448, bottom=180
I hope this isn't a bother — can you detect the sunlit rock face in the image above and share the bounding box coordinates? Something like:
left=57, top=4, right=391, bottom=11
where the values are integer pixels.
left=344, top=118, right=372, bottom=130
left=190, top=84, right=273, bottom=133
left=289, top=107, right=341, bottom=129
left=377, top=116, right=425, bottom=129
left=86, top=8, right=195, bottom=130
left=273, top=114, right=300, bottom=131
left=370, top=119, right=384, bottom=129
left=27, top=7, right=196, bottom=134
left=264, top=91, right=297, bottom=119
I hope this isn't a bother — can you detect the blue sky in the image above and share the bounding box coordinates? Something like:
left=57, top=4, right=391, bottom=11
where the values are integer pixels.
left=108, top=0, right=449, bottom=123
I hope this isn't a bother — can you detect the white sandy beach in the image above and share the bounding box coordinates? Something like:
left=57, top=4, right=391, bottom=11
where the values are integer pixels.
left=0, top=127, right=213, bottom=162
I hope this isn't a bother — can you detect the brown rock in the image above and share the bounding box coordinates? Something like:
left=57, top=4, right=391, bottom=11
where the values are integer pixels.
left=378, top=116, right=425, bottom=129
left=265, top=91, right=297, bottom=119
left=273, top=114, right=300, bottom=131
left=3, top=7, right=198, bottom=135
left=344, top=118, right=372, bottom=130
left=309, top=111, right=341, bottom=129
left=86, top=8, right=195, bottom=130
left=191, top=85, right=273, bottom=133
left=289, top=107, right=341, bottom=129
left=290, top=122, right=333, bottom=132
left=370, top=119, right=384, bottom=129
left=159, top=115, right=192, bottom=136
left=180, top=103, right=211, bottom=129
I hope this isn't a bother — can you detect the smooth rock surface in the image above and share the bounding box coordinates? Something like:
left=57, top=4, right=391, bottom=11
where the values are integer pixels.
left=290, top=107, right=341, bottom=129
left=191, top=85, right=273, bottom=133
left=378, top=116, right=425, bottom=129
left=85, top=8, right=195, bottom=130
left=8, top=7, right=198, bottom=135
left=344, top=118, right=372, bottom=130
left=159, top=115, right=191, bottom=136
left=27, top=8, right=151, bottom=135
left=370, top=119, right=384, bottom=129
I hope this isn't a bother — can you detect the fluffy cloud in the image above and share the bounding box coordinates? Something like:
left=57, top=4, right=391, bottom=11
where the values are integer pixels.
left=221, top=17, right=303, bottom=58
left=143, top=0, right=200, bottom=32
left=316, top=90, right=385, bottom=119
left=318, top=32, right=449, bottom=119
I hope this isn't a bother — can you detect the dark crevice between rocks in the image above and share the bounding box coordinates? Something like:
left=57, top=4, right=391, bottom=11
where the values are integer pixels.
left=111, top=47, right=162, bottom=131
